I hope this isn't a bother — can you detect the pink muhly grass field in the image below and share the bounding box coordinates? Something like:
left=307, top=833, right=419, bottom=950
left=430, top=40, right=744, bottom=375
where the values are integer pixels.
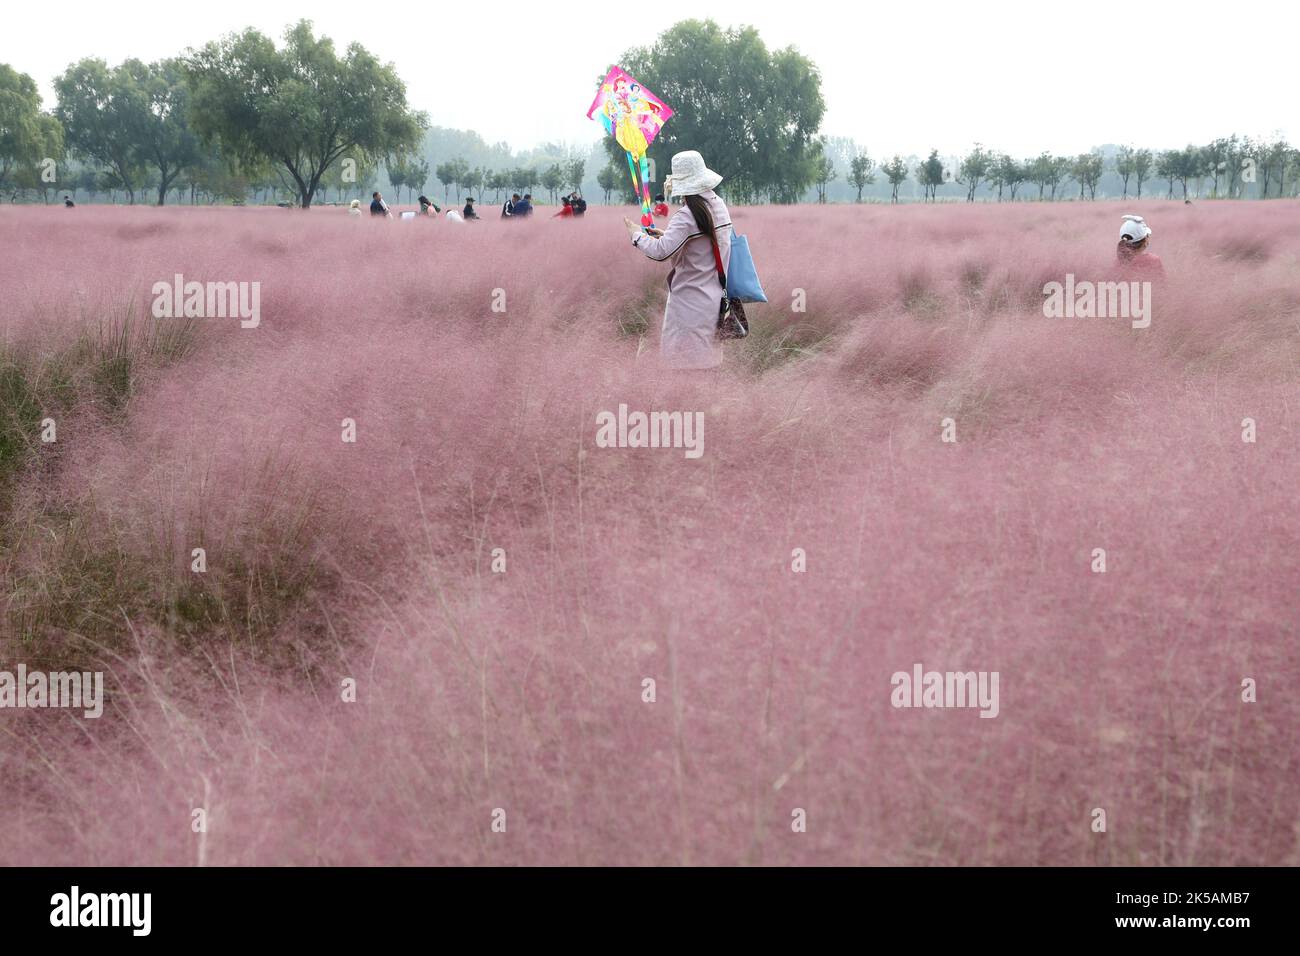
left=0, top=200, right=1297, bottom=865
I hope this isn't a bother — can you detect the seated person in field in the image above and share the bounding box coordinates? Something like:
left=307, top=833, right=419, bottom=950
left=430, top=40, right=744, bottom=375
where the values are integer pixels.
left=570, top=193, right=587, bottom=216
left=1116, top=215, right=1164, bottom=277
left=502, top=193, right=519, bottom=218
left=348, top=199, right=362, bottom=217
left=418, top=195, right=440, bottom=216
left=370, top=191, right=392, bottom=217
left=446, top=209, right=465, bottom=223
left=553, top=196, right=574, bottom=219
left=64, top=195, right=75, bottom=208
left=653, top=193, right=669, bottom=218
left=462, top=197, right=480, bottom=220
left=512, top=194, right=534, bottom=217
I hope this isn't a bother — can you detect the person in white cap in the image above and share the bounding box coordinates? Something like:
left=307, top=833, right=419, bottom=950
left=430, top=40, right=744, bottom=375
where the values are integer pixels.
left=1117, top=214, right=1164, bottom=276
left=623, top=150, right=732, bottom=370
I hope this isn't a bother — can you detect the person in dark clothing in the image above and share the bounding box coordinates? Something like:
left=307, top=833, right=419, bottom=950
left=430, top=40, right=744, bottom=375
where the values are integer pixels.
left=514, top=194, right=534, bottom=217
left=63, top=195, right=75, bottom=208
left=463, top=197, right=480, bottom=220
left=370, top=191, right=391, bottom=217
left=570, top=193, right=587, bottom=216
left=502, top=193, right=520, bottom=218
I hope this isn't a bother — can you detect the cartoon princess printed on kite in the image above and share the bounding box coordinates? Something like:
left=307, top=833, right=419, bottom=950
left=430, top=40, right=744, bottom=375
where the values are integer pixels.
left=595, top=73, right=669, bottom=158
left=609, top=76, right=648, bottom=156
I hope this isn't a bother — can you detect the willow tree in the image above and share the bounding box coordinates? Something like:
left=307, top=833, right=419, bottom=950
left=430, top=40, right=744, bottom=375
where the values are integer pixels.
left=183, top=20, right=426, bottom=208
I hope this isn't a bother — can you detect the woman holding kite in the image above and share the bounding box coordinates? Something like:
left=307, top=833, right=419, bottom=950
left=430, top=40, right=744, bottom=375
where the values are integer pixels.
left=624, top=150, right=732, bottom=370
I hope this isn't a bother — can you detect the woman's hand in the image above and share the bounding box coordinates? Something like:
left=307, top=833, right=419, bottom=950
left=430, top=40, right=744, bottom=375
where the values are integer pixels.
left=623, top=217, right=643, bottom=242
left=644, top=226, right=664, bottom=238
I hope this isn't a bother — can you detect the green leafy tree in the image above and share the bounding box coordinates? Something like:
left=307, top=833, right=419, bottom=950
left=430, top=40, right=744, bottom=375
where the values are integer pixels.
left=127, top=58, right=202, bottom=204
left=916, top=149, right=944, bottom=202
left=386, top=158, right=408, bottom=204
left=1027, top=153, right=1056, bottom=200
left=1259, top=137, right=1291, bottom=198
left=405, top=157, right=430, bottom=202
left=1132, top=148, right=1153, bottom=198
left=813, top=140, right=835, bottom=203
left=461, top=165, right=484, bottom=201
left=608, top=19, right=825, bottom=203
left=54, top=59, right=146, bottom=202
left=1156, top=150, right=1177, bottom=198
left=541, top=163, right=564, bottom=203
left=1174, top=144, right=1206, bottom=200
left=1, top=65, right=64, bottom=200
left=1114, top=145, right=1136, bottom=198
left=1071, top=151, right=1104, bottom=200
left=597, top=163, right=618, bottom=203
left=992, top=153, right=1024, bottom=201
left=183, top=20, right=426, bottom=208
left=1200, top=138, right=1230, bottom=197
left=848, top=151, right=874, bottom=202
left=566, top=158, right=585, bottom=194
left=881, top=155, right=908, bottom=203
left=436, top=159, right=466, bottom=201
left=485, top=170, right=510, bottom=203
left=956, top=143, right=994, bottom=202
left=1047, top=155, right=1071, bottom=200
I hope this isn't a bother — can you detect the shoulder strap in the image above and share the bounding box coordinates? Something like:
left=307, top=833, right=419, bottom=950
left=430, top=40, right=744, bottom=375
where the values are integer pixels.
left=685, top=201, right=729, bottom=288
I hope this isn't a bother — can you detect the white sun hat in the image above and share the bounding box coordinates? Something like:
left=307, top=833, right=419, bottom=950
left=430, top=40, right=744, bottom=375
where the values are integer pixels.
left=663, top=150, right=723, bottom=198
left=1119, top=214, right=1152, bottom=243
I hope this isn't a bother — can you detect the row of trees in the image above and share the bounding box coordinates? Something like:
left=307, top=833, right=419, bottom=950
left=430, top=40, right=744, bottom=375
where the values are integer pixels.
left=428, top=158, right=587, bottom=204
left=6, top=18, right=829, bottom=209
left=4, top=17, right=1295, bottom=208
left=817, top=135, right=1300, bottom=204
left=1, top=20, right=427, bottom=207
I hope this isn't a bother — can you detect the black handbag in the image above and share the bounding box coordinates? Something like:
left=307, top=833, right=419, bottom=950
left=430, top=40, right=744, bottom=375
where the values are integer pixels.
left=708, top=238, right=749, bottom=339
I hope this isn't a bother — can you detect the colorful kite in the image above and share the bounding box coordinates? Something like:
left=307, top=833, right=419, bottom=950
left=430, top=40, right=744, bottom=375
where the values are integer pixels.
left=587, top=66, right=673, bottom=229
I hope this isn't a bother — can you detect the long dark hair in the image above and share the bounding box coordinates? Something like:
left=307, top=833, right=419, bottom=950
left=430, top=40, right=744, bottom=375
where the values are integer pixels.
left=1117, top=236, right=1147, bottom=261
left=684, top=193, right=717, bottom=252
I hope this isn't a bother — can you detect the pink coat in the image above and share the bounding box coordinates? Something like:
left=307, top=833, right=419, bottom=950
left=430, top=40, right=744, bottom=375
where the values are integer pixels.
left=632, top=190, right=732, bottom=369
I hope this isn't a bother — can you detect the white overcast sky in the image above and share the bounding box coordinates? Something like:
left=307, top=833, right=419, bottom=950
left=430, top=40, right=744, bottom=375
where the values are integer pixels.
left=4, top=0, right=1294, bottom=158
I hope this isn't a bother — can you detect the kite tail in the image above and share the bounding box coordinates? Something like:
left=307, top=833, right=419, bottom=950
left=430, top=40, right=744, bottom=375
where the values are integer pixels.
left=625, top=150, right=655, bottom=229
left=638, top=154, right=654, bottom=225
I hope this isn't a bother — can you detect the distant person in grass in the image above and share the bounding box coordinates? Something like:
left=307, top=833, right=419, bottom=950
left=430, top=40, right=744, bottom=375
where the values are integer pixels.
left=418, top=195, right=440, bottom=216
left=624, top=150, right=732, bottom=370
left=652, top=193, right=669, bottom=218
left=370, top=192, right=391, bottom=218
left=502, top=193, right=520, bottom=218
left=462, top=197, right=480, bottom=220
left=1117, top=215, right=1164, bottom=277
left=63, top=195, right=75, bottom=208
left=553, top=196, right=574, bottom=219
left=513, top=194, right=534, bottom=217
left=569, top=192, right=587, bottom=217
left=348, top=199, right=362, bottom=218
